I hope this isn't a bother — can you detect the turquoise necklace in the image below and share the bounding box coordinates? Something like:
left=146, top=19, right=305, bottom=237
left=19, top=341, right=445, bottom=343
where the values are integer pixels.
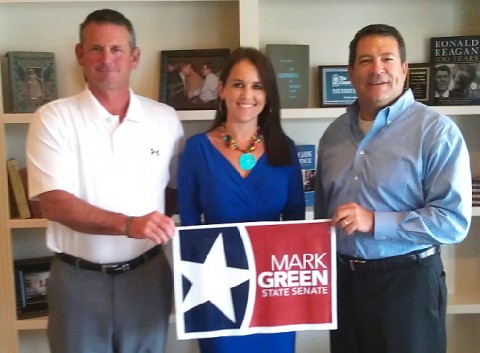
left=220, top=124, right=263, bottom=171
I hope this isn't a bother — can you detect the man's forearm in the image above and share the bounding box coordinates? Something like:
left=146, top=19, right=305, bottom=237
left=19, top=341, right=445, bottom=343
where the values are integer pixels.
left=39, top=189, right=127, bottom=235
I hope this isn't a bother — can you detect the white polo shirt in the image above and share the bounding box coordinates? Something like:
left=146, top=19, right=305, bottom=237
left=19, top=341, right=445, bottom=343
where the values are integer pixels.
left=26, top=87, right=184, bottom=263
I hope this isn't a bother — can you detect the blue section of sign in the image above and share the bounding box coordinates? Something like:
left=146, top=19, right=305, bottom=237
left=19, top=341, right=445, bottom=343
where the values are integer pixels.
left=183, top=281, right=250, bottom=332
left=179, top=227, right=249, bottom=332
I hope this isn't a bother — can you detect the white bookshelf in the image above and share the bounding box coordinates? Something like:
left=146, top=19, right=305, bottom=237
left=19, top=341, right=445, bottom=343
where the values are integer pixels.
left=1, top=1, right=479, bottom=353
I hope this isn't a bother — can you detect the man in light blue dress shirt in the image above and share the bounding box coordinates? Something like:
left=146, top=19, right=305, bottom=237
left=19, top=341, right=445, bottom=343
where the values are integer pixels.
left=314, top=24, right=471, bottom=353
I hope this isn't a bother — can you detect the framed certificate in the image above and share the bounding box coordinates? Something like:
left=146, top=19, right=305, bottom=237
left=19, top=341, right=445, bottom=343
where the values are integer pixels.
left=405, top=63, right=431, bottom=104
left=318, top=65, right=357, bottom=107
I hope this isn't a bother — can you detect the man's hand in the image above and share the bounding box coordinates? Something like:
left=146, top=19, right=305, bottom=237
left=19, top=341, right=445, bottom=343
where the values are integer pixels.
left=126, top=211, right=175, bottom=245
left=332, top=202, right=374, bottom=235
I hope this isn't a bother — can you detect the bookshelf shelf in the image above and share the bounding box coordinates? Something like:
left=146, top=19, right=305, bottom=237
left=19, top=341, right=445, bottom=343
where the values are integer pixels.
left=16, top=316, right=48, bottom=331
left=447, top=293, right=480, bottom=314
left=9, top=218, right=48, bottom=229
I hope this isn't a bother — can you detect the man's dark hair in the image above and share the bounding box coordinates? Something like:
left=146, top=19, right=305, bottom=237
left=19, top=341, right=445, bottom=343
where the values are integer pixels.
left=348, top=24, right=406, bottom=67
left=435, top=65, right=451, bottom=76
left=177, top=62, right=190, bottom=71
left=79, top=9, right=136, bottom=50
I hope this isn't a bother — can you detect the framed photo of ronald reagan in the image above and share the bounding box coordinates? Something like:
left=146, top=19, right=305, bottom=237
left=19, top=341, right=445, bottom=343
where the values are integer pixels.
left=14, top=256, right=53, bottom=319
left=159, top=48, right=230, bottom=110
left=318, top=65, right=357, bottom=107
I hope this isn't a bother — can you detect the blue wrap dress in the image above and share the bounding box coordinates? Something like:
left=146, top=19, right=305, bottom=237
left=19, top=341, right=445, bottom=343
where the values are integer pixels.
left=178, top=132, right=305, bottom=353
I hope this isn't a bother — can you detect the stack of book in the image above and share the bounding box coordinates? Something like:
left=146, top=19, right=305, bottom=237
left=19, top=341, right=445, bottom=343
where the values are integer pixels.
left=473, top=177, right=480, bottom=207
left=7, top=158, right=43, bottom=219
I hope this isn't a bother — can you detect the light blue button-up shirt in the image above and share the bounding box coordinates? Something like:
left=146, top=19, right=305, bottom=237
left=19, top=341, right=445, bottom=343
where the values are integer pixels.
left=314, top=89, right=472, bottom=259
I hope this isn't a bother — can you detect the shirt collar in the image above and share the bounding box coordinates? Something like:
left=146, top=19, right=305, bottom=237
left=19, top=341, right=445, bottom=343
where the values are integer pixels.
left=346, top=89, right=415, bottom=127
left=78, top=85, right=144, bottom=124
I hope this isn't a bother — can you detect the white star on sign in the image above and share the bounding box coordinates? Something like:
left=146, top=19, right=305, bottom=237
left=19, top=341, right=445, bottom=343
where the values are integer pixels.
left=179, top=232, right=250, bottom=323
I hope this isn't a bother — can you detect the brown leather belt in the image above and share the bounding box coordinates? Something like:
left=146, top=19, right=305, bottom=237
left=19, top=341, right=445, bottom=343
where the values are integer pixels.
left=338, top=246, right=440, bottom=272
left=56, top=246, right=160, bottom=275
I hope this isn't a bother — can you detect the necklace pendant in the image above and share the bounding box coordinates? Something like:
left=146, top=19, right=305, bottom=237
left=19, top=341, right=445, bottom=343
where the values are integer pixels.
left=239, top=153, right=257, bottom=171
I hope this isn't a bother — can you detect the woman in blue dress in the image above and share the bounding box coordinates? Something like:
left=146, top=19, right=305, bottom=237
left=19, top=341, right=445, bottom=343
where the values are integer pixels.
left=178, top=47, right=305, bottom=353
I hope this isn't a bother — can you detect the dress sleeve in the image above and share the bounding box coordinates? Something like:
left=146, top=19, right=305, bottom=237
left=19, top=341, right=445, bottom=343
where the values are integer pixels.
left=282, top=139, right=306, bottom=221
left=178, top=136, right=203, bottom=226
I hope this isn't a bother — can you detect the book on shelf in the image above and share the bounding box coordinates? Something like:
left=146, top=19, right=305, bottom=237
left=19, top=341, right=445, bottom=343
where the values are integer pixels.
left=6, top=158, right=31, bottom=219
left=429, top=35, right=480, bottom=106
left=266, top=44, right=309, bottom=108
left=296, top=144, right=316, bottom=207
left=1, top=51, right=58, bottom=113
left=19, top=167, right=43, bottom=219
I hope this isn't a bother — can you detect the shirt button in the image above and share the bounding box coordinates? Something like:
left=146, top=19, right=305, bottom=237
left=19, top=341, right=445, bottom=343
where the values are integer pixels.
left=354, top=176, right=359, bottom=181
left=360, top=150, right=365, bottom=155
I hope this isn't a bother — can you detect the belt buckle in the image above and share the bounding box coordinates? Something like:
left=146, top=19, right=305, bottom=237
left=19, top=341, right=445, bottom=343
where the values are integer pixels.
left=349, top=259, right=366, bottom=271
left=102, top=263, right=130, bottom=274
left=117, top=263, right=131, bottom=273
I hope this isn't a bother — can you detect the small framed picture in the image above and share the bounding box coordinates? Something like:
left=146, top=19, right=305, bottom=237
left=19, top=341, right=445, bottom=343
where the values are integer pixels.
left=14, top=256, right=53, bottom=319
left=405, top=63, right=431, bottom=104
left=318, top=65, right=357, bottom=107
left=159, top=48, right=230, bottom=110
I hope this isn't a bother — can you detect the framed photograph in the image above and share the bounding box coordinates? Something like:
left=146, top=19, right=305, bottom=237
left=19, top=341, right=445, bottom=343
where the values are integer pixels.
left=405, top=63, right=431, bottom=104
left=14, top=256, right=53, bottom=319
left=318, top=65, right=357, bottom=107
left=159, top=48, right=230, bottom=110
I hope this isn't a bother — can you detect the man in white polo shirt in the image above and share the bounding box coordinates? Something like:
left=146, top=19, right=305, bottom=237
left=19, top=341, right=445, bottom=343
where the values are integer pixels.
left=26, top=9, right=184, bottom=353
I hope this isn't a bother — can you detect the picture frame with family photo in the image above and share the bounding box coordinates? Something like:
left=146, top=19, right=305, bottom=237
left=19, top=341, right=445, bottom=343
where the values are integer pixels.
left=159, top=48, right=230, bottom=110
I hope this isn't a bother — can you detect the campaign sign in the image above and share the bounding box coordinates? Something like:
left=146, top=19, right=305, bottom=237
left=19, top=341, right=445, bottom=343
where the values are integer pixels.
left=173, top=220, right=337, bottom=339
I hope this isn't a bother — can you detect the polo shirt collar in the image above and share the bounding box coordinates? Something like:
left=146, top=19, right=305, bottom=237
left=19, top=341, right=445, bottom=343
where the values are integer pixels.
left=78, top=86, right=144, bottom=123
left=124, top=90, right=144, bottom=123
